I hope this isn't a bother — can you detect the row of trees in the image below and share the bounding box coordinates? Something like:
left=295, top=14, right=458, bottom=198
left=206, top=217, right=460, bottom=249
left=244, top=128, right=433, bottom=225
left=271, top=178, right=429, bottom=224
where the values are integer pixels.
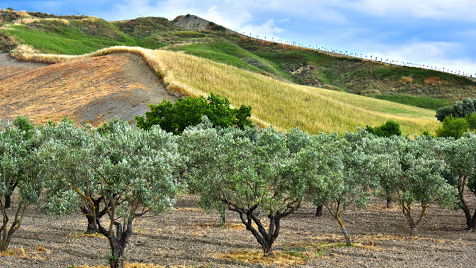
left=1, top=117, right=475, bottom=267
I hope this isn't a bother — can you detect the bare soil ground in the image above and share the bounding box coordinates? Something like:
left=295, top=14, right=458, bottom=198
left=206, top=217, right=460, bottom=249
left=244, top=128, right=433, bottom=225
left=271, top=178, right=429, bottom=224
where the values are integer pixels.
left=0, top=194, right=475, bottom=268
left=0, top=53, right=180, bottom=124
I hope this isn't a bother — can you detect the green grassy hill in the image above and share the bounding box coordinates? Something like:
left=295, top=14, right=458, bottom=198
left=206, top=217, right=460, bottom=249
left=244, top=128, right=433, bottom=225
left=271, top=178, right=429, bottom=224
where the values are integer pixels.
left=1, top=9, right=475, bottom=109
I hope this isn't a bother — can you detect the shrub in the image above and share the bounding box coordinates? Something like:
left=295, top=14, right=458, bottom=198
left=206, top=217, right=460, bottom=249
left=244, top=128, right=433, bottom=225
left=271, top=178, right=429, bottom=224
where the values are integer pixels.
left=436, top=116, right=468, bottom=138
left=136, top=94, right=252, bottom=134
left=365, top=120, right=402, bottom=137
left=466, top=113, right=476, bottom=130
left=436, top=98, right=476, bottom=121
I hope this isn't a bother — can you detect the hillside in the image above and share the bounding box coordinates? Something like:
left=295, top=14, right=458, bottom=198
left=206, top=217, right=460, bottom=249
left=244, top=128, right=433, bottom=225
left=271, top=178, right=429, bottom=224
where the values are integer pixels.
left=1, top=9, right=474, bottom=107
left=1, top=46, right=438, bottom=134
left=0, top=52, right=179, bottom=123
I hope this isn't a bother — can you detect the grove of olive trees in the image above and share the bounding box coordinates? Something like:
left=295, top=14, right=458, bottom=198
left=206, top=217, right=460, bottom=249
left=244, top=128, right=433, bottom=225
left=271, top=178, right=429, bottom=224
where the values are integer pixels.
left=0, top=116, right=473, bottom=267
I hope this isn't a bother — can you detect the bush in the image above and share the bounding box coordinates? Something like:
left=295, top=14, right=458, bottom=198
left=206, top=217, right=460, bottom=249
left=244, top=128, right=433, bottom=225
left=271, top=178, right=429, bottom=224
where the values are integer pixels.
left=136, top=94, right=252, bottom=134
left=466, top=113, right=476, bottom=130
left=436, top=98, right=476, bottom=121
left=436, top=116, right=469, bottom=138
left=365, top=120, right=402, bottom=137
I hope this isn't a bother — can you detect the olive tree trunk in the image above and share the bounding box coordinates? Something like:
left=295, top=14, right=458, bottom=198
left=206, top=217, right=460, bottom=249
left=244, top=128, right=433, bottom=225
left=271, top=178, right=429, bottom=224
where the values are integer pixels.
left=386, top=195, right=393, bottom=208
left=457, top=175, right=476, bottom=230
left=315, top=204, right=323, bottom=217
left=98, top=217, right=133, bottom=268
left=228, top=202, right=300, bottom=255
left=401, top=203, right=428, bottom=234
left=0, top=200, right=27, bottom=251
left=80, top=196, right=108, bottom=234
left=324, top=203, right=353, bottom=246
left=336, top=215, right=352, bottom=246
left=4, top=182, right=18, bottom=209
left=219, top=205, right=226, bottom=225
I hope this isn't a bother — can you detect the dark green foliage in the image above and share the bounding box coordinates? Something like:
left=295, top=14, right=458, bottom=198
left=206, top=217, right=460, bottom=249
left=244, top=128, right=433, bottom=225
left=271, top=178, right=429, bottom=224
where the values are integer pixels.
left=436, top=106, right=454, bottom=122
left=2, top=21, right=165, bottom=55
left=371, top=94, right=450, bottom=110
left=436, top=98, right=476, bottom=121
left=13, top=116, right=35, bottom=137
left=365, top=121, right=402, bottom=137
left=136, top=94, right=252, bottom=134
left=466, top=114, right=476, bottom=130
left=436, top=116, right=469, bottom=138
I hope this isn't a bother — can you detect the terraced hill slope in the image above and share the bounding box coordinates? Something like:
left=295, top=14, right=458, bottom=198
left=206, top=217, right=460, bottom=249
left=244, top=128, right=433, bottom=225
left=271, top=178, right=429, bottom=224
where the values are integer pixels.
left=0, top=9, right=474, bottom=108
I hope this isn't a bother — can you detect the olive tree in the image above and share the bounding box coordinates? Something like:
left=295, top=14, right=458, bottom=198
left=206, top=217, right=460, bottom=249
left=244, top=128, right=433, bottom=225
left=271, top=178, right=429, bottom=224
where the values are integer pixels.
left=2, top=117, right=35, bottom=209
left=369, top=137, right=402, bottom=208
left=36, top=120, right=103, bottom=233
left=380, top=137, right=456, bottom=232
left=181, top=126, right=307, bottom=254
left=0, top=120, right=42, bottom=251
left=39, top=120, right=180, bottom=268
left=441, top=134, right=476, bottom=229
left=301, top=132, right=378, bottom=246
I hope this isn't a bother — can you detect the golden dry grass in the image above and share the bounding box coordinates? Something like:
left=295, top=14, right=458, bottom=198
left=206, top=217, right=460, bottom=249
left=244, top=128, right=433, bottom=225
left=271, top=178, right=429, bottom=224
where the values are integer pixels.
left=69, top=233, right=107, bottom=240
left=75, top=263, right=193, bottom=268
left=14, top=18, right=70, bottom=25
left=9, top=46, right=439, bottom=134
left=217, top=249, right=309, bottom=266
left=0, top=247, right=49, bottom=260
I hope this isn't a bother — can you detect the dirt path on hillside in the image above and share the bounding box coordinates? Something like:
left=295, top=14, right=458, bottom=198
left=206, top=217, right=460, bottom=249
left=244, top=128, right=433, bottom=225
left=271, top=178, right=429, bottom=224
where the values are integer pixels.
left=0, top=53, right=181, bottom=124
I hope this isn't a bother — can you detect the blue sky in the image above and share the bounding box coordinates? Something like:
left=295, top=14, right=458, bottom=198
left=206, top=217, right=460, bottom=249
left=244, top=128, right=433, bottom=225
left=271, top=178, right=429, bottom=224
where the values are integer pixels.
left=2, top=0, right=476, bottom=75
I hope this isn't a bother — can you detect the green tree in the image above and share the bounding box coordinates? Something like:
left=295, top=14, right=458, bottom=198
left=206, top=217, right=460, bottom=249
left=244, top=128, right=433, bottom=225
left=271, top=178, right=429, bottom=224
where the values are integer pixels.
left=366, top=136, right=402, bottom=208
left=365, top=120, right=402, bottom=137
left=436, top=116, right=468, bottom=138
left=136, top=94, right=252, bottom=134
left=466, top=113, right=476, bottom=130
left=301, top=132, right=378, bottom=246
left=436, top=98, right=476, bottom=121
left=181, top=126, right=307, bottom=254
left=37, top=120, right=101, bottom=234
left=0, top=120, right=42, bottom=251
left=2, top=117, right=36, bottom=209
left=441, top=134, right=476, bottom=229
left=379, top=137, right=456, bottom=232
left=38, top=120, right=181, bottom=268
left=436, top=106, right=453, bottom=122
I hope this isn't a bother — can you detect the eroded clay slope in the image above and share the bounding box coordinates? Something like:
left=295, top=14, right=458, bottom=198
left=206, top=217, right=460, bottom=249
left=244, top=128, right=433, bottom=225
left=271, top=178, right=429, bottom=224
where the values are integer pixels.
left=0, top=53, right=180, bottom=124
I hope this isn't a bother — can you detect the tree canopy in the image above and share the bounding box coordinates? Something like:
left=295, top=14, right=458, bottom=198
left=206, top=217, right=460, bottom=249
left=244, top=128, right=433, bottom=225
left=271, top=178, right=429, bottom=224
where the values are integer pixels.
left=365, top=120, right=402, bottom=137
left=136, top=94, right=252, bottom=134
left=436, top=98, right=476, bottom=122
left=181, top=124, right=307, bottom=254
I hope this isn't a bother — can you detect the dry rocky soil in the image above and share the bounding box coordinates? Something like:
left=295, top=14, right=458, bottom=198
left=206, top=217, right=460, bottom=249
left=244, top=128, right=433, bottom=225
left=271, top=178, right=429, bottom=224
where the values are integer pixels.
left=0, top=194, right=475, bottom=268
left=0, top=53, right=180, bottom=124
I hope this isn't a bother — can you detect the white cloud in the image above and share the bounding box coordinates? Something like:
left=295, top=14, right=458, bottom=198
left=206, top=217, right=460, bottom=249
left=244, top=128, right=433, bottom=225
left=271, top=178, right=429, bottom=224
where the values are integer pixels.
left=105, top=0, right=284, bottom=36
left=348, top=0, right=476, bottom=21
left=101, top=0, right=476, bottom=75
left=371, top=41, right=476, bottom=75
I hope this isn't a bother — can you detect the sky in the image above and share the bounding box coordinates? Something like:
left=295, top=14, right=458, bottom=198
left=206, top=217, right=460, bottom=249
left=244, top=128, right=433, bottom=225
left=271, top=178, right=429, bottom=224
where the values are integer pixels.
left=2, top=0, right=476, bottom=75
